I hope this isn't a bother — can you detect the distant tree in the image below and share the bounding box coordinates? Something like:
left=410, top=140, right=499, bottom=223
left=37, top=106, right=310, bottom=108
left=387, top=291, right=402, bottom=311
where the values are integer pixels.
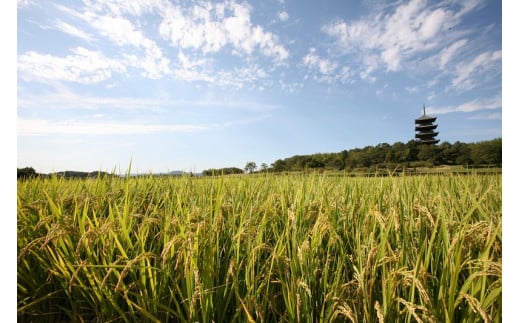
left=325, top=155, right=344, bottom=170
left=417, top=144, right=441, bottom=166
left=470, top=138, right=501, bottom=165
left=271, top=159, right=287, bottom=172
left=244, top=161, right=257, bottom=174
left=453, top=142, right=472, bottom=165
left=260, top=163, right=268, bottom=172
left=403, top=140, right=420, bottom=163
left=17, top=167, right=37, bottom=179
left=202, top=167, right=244, bottom=176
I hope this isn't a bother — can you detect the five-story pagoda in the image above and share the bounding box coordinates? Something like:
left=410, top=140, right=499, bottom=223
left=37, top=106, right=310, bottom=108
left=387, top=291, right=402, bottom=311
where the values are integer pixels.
left=415, top=106, right=439, bottom=144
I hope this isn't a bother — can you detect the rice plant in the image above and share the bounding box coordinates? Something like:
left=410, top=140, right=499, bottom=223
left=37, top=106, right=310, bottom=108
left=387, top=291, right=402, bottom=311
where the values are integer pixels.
left=17, top=172, right=501, bottom=322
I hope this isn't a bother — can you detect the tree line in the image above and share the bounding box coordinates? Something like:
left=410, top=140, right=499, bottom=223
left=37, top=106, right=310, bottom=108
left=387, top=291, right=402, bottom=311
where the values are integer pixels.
left=17, top=167, right=114, bottom=180
left=201, top=167, right=244, bottom=176
left=18, top=138, right=501, bottom=178
left=267, top=138, right=501, bottom=173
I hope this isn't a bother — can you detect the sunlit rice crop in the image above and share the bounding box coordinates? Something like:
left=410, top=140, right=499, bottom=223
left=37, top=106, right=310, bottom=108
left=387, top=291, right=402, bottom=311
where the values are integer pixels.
left=17, top=173, right=501, bottom=322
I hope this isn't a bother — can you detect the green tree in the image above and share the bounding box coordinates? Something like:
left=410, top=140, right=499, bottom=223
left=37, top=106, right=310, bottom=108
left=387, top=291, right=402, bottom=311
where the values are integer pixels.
left=470, top=138, right=501, bottom=165
left=17, top=167, right=37, bottom=179
left=244, top=161, right=257, bottom=174
left=417, top=144, right=441, bottom=166
left=202, top=167, right=244, bottom=176
left=271, top=159, right=287, bottom=172
left=403, top=140, right=420, bottom=162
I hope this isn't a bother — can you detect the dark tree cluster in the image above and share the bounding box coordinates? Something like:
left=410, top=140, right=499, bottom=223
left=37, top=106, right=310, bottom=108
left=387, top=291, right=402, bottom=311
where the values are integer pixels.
left=268, top=138, right=501, bottom=173
left=17, top=168, right=115, bottom=179
left=202, top=167, right=244, bottom=176
left=52, top=171, right=114, bottom=178
left=17, top=167, right=39, bottom=180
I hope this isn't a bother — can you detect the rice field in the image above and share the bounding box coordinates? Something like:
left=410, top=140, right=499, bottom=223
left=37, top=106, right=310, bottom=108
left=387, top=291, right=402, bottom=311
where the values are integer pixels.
left=17, top=172, right=501, bottom=322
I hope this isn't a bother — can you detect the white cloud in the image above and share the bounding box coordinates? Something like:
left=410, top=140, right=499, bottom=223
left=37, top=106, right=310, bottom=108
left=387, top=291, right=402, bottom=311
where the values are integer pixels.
left=173, top=62, right=269, bottom=88
left=429, top=95, right=501, bottom=114
left=469, top=112, right=501, bottom=120
left=84, top=13, right=144, bottom=47
left=173, top=67, right=216, bottom=83
left=50, top=1, right=287, bottom=85
left=455, top=0, right=484, bottom=17
left=230, top=65, right=267, bottom=84
left=159, top=1, right=288, bottom=62
left=18, top=88, right=282, bottom=112
left=55, top=20, right=94, bottom=42
left=17, top=0, right=35, bottom=8
left=18, top=118, right=207, bottom=136
left=359, top=54, right=378, bottom=82
left=177, top=50, right=208, bottom=70
left=82, top=0, right=163, bottom=17
left=439, top=39, right=467, bottom=69
left=18, top=90, right=169, bottom=110
left=316, top=0, right=501, bottom=94
left=171, top=46, right=272, bottom=88
left=303, top=48, right=337, bottom=75
left=451, top=50, right=501, bottom=91
left=302, top=48, right=351, bottom=83
left=81, top=11, right=171, bottom=78
left=322, top=0, right=466, bottom=74
left=405, top=86, right=419, bottom=93
left=279, top=11, right=289, bottom=22
left=18, top=47, right=125, bottom=84
left=54, top=3, right=171, bottom=79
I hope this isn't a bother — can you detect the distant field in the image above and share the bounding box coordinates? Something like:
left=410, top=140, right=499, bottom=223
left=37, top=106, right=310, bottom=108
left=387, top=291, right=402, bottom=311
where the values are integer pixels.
left=17, top=173, right=501, bottom=322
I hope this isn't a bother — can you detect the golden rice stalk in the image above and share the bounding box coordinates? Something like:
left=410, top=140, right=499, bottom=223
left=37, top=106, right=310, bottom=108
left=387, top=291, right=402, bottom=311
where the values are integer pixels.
left=115, top=252, right=155, bottom=292
left=458, top=293, right=491, bottom=323
left=374, top=300, right=384, bottom=323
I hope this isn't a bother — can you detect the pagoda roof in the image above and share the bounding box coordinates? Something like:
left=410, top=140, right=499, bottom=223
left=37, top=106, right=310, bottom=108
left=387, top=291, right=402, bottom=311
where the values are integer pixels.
left=415, top=131, right=439, bottom=138
left=415, top=114, right=436, bottom=121
left=416, top=138, right=440, bottom=144
left=415, top=106, right=437, bottom=123
left=415, top=124, right=438, bottom=131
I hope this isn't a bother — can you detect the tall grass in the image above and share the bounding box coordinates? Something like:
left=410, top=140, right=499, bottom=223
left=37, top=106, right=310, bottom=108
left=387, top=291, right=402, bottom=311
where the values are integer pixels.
left=17, top=173, right=501, bottom=322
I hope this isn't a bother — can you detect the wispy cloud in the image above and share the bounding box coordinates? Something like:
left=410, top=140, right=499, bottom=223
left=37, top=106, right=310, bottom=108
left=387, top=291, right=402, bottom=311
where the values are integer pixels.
left=451, top=50, right=501, bottom=91
left=438, top=39, right=467, bottom=69
left=302, top=48, right=350, bottom=83
left=18, top=90, right=169, bottom=111
left=18, top=112, right=274, bottom=136
left=173, top=52, right=270, bottom=88
left=210, top=114, right=272, bottom=128
left=405, top=86, right=419, bottom=94
left=323, top=0, right=456, bottom=70
left=48, top=1, right=287, bottom=86
left=469, top=112, right=501, bottom=120
left=18, top=118, right=208, bottom=136
left=18, top=47, right=125, bottom=84
left=82, top=0, right=163, bottom=17
left=278, top=11, right=289, bottom=22
left=429, top=95, right=501, bottom=115
left=320, top=0, right=486, bottom=85
left=18, top=89, right=283, bottom=112
left=55, top=20, right=94, bottom=42
left=17, top=0, right=35, bottom=8
left=59, top=4, right=171, bottom=79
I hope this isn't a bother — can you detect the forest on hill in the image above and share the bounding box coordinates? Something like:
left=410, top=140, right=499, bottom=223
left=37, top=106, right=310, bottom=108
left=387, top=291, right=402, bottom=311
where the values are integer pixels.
left=267, top=138, right=501, bottom=173
left=204, top=138, right=501, bottom=175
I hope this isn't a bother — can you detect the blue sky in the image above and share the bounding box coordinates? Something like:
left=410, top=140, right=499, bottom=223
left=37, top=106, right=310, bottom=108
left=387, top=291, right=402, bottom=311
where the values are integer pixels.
left=17, top=0, right=502, bottom=173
